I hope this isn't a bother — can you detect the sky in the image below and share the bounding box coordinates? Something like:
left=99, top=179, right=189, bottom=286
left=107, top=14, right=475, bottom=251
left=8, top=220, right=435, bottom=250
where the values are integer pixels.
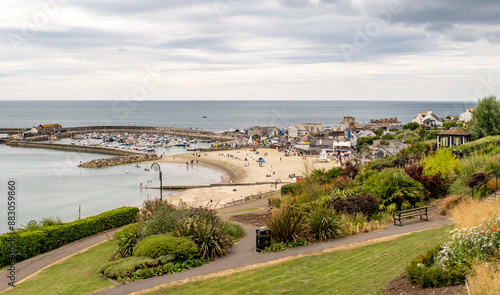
left=1, top=0, right=500, bottom=101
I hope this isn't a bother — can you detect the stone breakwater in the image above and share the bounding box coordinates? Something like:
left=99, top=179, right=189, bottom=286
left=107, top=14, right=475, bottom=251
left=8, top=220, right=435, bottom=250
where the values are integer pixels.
left=78, top=154, right=159, bottom=168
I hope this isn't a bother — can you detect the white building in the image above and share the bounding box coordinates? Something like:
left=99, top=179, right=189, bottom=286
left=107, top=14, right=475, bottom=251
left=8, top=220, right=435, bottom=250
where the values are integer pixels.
left=459, top=108, right=473, bottom=122
left=412, top=109, right=442, bottom=126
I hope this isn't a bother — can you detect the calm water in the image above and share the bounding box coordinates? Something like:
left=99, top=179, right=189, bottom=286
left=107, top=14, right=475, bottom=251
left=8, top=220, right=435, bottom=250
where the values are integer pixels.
left=0, top=100, right=477, bottom=131
left=0, top=100, right=477, bottom=233
left=0, top=144, right=223, bottom=233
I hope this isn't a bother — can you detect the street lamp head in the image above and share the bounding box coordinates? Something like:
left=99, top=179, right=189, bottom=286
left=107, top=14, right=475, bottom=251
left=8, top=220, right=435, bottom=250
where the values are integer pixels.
left=151, top=162, right=161, bottom=172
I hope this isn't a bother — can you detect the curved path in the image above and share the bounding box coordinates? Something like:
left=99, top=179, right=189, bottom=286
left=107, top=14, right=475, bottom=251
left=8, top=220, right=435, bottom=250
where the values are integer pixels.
left=0, top=197, right=453, bottom=295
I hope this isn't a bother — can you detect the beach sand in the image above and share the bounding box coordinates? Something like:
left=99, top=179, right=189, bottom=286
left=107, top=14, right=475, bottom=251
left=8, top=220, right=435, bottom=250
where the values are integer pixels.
left=157, top=148, right=340, bottom=208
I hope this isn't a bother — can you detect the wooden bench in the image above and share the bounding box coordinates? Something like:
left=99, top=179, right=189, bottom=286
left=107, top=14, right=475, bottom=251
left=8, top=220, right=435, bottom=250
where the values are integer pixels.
left=393, top=207, right=429, bottom=226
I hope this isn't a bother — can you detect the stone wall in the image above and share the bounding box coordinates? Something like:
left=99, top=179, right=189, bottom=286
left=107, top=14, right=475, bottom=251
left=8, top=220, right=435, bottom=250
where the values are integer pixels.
left=78, top=154, right=159, bottom=168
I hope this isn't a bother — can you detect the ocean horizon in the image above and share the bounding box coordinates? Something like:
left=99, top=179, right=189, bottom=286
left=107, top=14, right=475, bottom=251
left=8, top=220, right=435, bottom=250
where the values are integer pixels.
left=0, top=100, right=477, bottom=131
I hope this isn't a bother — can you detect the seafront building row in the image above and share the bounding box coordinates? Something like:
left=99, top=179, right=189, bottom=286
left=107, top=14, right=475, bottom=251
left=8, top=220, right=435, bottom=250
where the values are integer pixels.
left=0, top=108, right=473, bottom=161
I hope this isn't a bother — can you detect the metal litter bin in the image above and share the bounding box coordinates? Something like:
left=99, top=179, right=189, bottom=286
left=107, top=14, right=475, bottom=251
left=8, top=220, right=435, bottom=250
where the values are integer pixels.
left=256, top=228, right=271, bottom=252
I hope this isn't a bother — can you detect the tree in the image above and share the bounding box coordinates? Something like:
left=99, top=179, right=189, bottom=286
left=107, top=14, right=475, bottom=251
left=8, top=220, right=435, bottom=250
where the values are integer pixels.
left=469, top=95, right=500, bottom=140
left=403, top=122, right=420, bottom=131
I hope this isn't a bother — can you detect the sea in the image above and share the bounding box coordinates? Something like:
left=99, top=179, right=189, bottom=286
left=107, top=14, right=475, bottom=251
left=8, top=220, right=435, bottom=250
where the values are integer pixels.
left=0, top=100, right=477, bottom=233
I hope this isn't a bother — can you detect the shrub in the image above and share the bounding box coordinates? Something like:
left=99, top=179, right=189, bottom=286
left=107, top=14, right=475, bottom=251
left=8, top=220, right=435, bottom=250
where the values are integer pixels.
left=466, top=172, right=490, bottom=188
left=458, top=135, right=500, bottom=156
left=173, top=217, right=233, bottom=259
left=133, top=234, right=198, bottom=260
left=112, top=223, right=141, bottom=259
left=331, top=194, right=380, bottom=217
left=223, top=221, right=246, bottom=241
left=360, top=169, right=424, bottom=212
left=280, top=181, right=307, bottom=196
left=305, top=205, right=341, bottom=241
left=406, top=244, right=467, bottom=288
left=99, top=256, right=158, bottom=279
left=405, top=164, right=449, bottom=199
left=325, top=167, right=343, bottom=182
left=140, top=201, right=182, bottom=237
left=436, top=215, right=500, bottom=269
left=423, top=148, right=461, bottom=181
left=337, top=213, right=385, bottom=236
left=403, top=122, right=420, bottom=131
left=0, top=206, right=139, bottom=267
left=266, top=206, right=305, bottom=243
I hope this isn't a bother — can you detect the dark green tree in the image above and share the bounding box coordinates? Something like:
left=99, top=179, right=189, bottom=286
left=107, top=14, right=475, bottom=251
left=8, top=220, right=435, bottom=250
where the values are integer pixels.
left=469, top=95, right=500, bottom=140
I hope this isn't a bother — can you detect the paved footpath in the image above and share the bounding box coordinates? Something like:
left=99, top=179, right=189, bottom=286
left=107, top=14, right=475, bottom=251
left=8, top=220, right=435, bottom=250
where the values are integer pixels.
left=0, top=198, right=453, bottom=295
left=0, top=228, right=120, bottom=293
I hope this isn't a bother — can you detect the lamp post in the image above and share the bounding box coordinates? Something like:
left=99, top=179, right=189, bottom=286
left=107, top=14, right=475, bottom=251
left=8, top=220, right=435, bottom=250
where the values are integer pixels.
left=151, top=162, right=163, bottom=201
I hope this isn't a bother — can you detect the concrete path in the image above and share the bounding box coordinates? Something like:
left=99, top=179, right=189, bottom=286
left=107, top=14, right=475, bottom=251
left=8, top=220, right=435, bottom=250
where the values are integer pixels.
left=0, top=198, right=453, bottom=295
left=0, top=228, right=120, bottom=293
left=93, top=200, right=453, bottom=295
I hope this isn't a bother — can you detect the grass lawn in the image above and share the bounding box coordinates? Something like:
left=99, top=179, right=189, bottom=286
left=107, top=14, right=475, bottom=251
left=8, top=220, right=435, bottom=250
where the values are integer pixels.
left=4, top=241, right=117, bottom=295
left=146, top=226, right=452, bottom=295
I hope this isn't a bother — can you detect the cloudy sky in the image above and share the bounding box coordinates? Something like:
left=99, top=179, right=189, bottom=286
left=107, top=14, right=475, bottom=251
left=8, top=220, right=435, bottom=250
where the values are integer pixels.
left=1, top=0, right=499, bottom=101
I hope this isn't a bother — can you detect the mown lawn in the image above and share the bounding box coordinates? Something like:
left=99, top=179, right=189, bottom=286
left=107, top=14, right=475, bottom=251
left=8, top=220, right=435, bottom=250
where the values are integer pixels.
left=3, top=226, right=452, bottom=295
left=4, top=241, right=116, bottom=295
left=147, top=226, right=452, bottom=295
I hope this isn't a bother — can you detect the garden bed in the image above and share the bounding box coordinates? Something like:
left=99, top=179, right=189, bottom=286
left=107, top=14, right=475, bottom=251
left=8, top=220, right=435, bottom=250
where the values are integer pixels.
left=385, top=272, right=466, bottom=295
left=227, top=212, right=270, bottom=227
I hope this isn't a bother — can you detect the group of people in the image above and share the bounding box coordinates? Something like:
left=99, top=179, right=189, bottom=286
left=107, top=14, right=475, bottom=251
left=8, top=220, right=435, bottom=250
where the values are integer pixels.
left=452, top=149, right=464, bottom=159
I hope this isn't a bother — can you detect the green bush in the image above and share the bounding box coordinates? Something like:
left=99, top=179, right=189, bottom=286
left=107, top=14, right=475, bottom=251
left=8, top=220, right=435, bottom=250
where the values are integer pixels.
left=330, top=194, right=380, bottom=217
left=423, top=148, right=461, bottom=181
left=99, top=256, right=158, bottom=279
left=360, top=169, right=424, bottom=212
left=403, top=122, right=420, bottom=131
left=0, top=206, right=138, bottom=267
left=223, top=221, right=246, bottom=241
left=280, top=181, right=307, bottom=196
left=173, top=217, right=233, bottom=259
left=139, top=201, right=182, bottom=237
left=305, top=205, right=341, bottom=241
left=266, top=206, right=305, bottom=243
left=406, top=245, right=467, bottom=288
left=133, top=234, right=198, bottom=260
left=325, top=167, right=344, bottom=181
left=458, top=136, right=500, bottom=155
left=112, top=223, right=141, bottom=259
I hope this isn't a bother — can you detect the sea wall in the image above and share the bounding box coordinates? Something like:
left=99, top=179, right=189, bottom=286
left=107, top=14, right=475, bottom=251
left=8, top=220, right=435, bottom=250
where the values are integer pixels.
left=7, top=141, right=143, bottom=156
left=78, top=154, right=159, bottom=168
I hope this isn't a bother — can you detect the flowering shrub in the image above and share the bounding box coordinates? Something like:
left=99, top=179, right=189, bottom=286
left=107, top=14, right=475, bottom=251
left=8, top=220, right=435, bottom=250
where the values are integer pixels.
left=408, top=214, right=500, bottom=288
left=437, top=214, right=500, bottom=270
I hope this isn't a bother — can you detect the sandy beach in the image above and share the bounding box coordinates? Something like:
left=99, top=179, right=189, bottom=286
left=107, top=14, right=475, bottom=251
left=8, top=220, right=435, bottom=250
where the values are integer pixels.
left=157, top=148, right=340, bottom=208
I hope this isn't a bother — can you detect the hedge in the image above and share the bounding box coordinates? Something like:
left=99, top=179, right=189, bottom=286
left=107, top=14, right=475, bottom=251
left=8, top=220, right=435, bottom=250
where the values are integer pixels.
left=0, top=206, right=139, bottom=267
left=458, top=135, right=500, bottom=155
left=280, top=181, right=307, bottom=196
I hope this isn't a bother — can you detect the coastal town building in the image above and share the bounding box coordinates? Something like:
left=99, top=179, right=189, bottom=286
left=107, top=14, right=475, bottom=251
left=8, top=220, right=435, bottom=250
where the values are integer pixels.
left=339, top=116, right=359, bottom=131
left=364, top=117, right=403, bottom=131
left=248, top=126, right=279, bottom=139
left=288, top=123, right=322, bottom=139
left=436, top=127, right=472, bottom=148
left=412, top=110, right=442, bottom=126
left=459, top=108, right=473, bottom=123
left=350, top=129, right=376, bottom=148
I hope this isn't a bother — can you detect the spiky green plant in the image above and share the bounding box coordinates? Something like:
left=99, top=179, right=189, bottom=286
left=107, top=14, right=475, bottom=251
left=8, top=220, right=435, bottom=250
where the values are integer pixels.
left=266, top=206, right=305, bottom=243
left=306, top=205, right=341, bottom=241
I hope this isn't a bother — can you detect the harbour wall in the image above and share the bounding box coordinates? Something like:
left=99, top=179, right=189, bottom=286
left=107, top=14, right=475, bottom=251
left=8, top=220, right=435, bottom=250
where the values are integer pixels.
left=6, top=141, right=146, bottom=156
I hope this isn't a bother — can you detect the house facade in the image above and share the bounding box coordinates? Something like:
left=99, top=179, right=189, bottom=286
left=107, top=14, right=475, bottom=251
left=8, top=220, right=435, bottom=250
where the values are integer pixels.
left=412, top=110, right=442, bottom=126
left=459, top=108, right=473, bottom=123
left=436, top=127, right=472, bottom=148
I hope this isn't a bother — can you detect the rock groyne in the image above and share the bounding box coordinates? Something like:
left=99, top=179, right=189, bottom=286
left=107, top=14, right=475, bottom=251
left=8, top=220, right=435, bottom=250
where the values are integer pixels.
left=78, top=154, right=159, bottom=168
